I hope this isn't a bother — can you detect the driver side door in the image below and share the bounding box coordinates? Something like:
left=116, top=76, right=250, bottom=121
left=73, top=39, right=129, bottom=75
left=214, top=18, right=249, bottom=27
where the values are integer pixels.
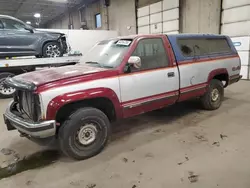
left=0, top=20, right=6, bottom=54
left=119, top=37, right=179, bottom=118
left=0, top=18, right=37, bottom=55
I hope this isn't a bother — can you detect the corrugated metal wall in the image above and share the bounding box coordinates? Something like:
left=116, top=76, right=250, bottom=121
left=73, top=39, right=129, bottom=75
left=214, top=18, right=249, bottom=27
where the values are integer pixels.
left=137, top=0, right=179, bottom=34
left=221, top=0, right=250, bottom=80
left=221, top=0, right=250, bottom=37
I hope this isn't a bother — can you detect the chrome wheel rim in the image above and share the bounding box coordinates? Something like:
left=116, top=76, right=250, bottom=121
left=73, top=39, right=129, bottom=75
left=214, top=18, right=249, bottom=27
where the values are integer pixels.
left=211, top=88, right=220, bottom=102
left=46, top=45, right=61, bottom=57
left=76, top=124, right=98, bottom=146
left=0, top=80, right=15, bottom=95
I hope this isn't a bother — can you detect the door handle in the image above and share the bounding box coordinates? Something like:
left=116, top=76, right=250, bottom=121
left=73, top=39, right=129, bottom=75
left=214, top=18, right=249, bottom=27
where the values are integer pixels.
left=7, top=33, right=15, bottom=35
left=167, top=72, right=175, bottom=77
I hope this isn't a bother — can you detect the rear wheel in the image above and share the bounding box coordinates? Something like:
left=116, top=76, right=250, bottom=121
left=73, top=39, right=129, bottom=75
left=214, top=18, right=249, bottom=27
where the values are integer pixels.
left=42, top=42, right=63, bottom=58
left=200, top=79, right=224, bottom=110
left=0, top=72, right=16, bottom=99
left=58, top=107, right=111, bottom=160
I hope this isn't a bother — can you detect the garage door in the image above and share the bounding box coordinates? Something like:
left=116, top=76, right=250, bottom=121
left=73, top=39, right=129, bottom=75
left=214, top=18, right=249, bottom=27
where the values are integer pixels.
left=137, top=0, right=179, bottom=34
left=221, top=0, right=250, bottom=37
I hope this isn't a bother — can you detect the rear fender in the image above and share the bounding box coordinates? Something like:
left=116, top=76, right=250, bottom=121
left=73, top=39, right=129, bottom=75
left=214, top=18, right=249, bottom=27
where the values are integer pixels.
left=46, top=87, right=122, bottom=120
left=207, top=68, right=228, bottom=82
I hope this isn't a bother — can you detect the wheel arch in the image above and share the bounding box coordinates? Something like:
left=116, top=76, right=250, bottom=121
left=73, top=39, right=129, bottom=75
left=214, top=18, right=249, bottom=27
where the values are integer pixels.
left=56, top=97, right=117, bottom=124
left=46, top=87, right=123, bottom=122
left=207, top=68, right=229, bottom=87
left=39, top=40, right=60, bottom=55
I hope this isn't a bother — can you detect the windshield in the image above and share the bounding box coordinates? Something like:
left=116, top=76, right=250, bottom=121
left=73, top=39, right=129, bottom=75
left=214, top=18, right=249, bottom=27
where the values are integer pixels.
left=80, top=39, right=132, bottom=68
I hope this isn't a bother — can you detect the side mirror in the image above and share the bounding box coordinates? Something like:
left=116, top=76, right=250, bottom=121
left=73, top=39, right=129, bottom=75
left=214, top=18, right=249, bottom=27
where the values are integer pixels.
left=128, top=56, right=141, bottom=69
left=25, top=25, right=34, bottom=33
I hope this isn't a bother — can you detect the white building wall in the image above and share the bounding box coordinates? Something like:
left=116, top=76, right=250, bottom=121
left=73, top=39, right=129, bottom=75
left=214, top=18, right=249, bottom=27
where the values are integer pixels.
left=231, top=36, right=250, bottom=79
left=221, top=0, right=250, bottom=37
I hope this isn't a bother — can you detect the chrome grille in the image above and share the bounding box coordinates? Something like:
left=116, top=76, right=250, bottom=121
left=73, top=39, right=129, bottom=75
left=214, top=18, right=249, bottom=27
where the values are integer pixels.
left=14, top=90, right=41, bottom=122
left=20, top=91, right=33, bottom=119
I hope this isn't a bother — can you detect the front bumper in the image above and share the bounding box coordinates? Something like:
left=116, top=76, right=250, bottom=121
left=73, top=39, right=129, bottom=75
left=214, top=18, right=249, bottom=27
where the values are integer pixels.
left=3, top=102, right=56, bottom=138
left=59, top=36, right=70, bottom=54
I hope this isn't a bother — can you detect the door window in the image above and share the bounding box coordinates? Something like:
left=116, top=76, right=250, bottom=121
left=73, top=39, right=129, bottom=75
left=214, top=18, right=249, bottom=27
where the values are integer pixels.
left=132, top=38, right=169, bottom=71
left=1, top=18, right=26, bottom=30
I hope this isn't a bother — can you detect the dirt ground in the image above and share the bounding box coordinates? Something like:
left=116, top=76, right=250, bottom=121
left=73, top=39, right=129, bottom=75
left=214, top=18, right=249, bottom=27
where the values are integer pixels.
left=0, top=81, right=250, bottom=188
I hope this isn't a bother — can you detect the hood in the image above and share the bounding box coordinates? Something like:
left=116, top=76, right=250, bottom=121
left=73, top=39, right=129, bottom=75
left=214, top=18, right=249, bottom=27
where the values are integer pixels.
left=14, top=64, right=109, bottom=86
left=34, top=29, right=64, bottom=36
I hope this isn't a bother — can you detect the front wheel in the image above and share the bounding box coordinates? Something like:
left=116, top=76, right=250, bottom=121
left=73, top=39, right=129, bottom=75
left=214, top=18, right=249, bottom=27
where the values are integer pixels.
left=200, top=79, right=224, bottom=110
left=42, top=42, right=63, bottom=58
left=58, top=107, right=111, bottom=160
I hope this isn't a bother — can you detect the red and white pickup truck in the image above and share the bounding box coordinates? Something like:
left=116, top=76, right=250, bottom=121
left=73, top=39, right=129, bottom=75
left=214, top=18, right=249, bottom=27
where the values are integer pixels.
left=4, top=34, right=241, bottom=160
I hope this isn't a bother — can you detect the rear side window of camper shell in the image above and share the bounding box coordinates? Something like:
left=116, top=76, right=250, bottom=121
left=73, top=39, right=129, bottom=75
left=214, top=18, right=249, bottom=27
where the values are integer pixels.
left=177, top=37, right=233, bottom=58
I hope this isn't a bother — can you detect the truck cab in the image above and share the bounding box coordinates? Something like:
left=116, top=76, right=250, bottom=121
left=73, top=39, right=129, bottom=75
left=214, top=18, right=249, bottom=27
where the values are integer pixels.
left=3, top=34, right=241, bottom=160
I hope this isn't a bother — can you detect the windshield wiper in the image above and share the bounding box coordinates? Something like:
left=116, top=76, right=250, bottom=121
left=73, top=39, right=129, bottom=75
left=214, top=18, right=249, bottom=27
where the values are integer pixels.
left=85, top=61, right=113, bottom=69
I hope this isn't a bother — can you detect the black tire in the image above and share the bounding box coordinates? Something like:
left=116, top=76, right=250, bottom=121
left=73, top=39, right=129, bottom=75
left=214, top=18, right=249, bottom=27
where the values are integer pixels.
left=200, top=79, right=224, bottom=110
left=58, top=107, right=111, bottom=160
left=0, top=72, right=16, bottom=99
left=42, top=42, right=63, bottom=58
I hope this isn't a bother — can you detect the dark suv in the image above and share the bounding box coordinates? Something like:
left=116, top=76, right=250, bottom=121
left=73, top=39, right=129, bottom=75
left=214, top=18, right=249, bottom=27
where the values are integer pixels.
left=0, top=15, right=68, bottom=58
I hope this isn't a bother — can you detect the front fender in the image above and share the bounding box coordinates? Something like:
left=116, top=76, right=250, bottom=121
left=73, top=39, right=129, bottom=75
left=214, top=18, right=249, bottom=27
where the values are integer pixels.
left=46, top=87, right=122, bottom=120
left=37, top=34, right=62, bottom=54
